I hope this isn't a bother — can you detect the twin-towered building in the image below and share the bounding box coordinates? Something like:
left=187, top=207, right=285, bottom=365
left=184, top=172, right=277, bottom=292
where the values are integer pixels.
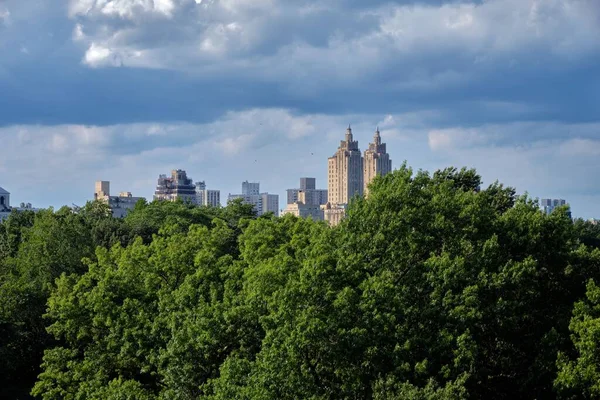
left=324, top=126, right=392, bottom=225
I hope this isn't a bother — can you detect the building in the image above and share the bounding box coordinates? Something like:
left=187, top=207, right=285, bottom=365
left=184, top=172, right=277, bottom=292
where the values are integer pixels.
left=154, top=170, right=197, bottom=203
left=94, top=181, right=145, bottom=218
left=195, top=181, right=221, bottom=207
left=541, top=198, right=568, bottom=215
left=0, top=186, right=11, bottom=221
left=282, top=190, right=324, bottom=221
left=228, top=181, right=279, bottom=216
left=322, top=202, right=347, bottom=226
left=328, top=125, right=364, bottom=205
left=1, top=187, right=40, bottom=222
left=363, top=127, right=392, bottom=196
left=286, top=177, right=328, bottom=206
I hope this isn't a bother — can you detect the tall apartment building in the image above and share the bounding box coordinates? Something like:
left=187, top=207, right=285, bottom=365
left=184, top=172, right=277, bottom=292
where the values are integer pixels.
left=94, top=181, right=145, bottom=218
left=286, top=177, right=328, bottom=206
left=0, top=186, right=11, bottom=221
left=154, top=169, right=197, bottom=203
left=228, top=181, right=279, bottom=216
left=363, top=127, right=392, bottom=196
left=195, top=181, right=221, bottom=207
left=328, top=126, right=364, bottom=206
left=541, top=198, right=571, bottom=217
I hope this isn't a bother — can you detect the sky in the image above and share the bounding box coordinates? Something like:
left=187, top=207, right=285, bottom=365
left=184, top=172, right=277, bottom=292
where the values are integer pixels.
left=0, top=0, right=599, bottom=217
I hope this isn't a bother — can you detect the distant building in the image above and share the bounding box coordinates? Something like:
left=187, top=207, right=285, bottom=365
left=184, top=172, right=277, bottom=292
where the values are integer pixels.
left=286, top=177, right=328, bottom=206
left=541, top=198, right=568, bottom=215
left=328, top=125, right=364, bottom=206
left=95, top=181, right=145, bottom=218
left=195, top=181, right=221, bottom=207
left=363, top=127, right=392, bottom=196
left=154, top=170, right=197, bottom=203
left=0, top=186, right=39, bottom=222
left=322, top=202, right=347, bottom=227
left=0, top=186, right=11, bottom=221
left=228, top=181, right=279, bottom=216
left=282, top=190, right=324, bottom=221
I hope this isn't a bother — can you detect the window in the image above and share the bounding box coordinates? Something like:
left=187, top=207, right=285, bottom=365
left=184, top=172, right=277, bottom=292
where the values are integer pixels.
left=0, top=196, right=4, bottom=206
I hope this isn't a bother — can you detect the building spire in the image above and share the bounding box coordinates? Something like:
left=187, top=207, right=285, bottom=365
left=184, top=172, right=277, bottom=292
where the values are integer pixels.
left=374, top=126, right=381, bottom=145
left=345, top=124, right=353, bottom=142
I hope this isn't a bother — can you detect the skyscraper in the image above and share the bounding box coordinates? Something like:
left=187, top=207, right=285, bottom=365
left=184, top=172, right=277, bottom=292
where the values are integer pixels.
left=541, top=198, right=570, bottom=217
left=363, top=127, right=392, bottom=196
left=328, top=126, right=364, bottom=206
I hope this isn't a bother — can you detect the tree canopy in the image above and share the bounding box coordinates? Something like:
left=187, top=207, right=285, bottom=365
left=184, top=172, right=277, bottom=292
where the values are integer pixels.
left=1, top=166, right=600, bottom=399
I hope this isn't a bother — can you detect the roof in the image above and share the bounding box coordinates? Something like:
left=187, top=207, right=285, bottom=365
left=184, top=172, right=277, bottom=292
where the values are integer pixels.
left=0, top=187, right=9, bottom=195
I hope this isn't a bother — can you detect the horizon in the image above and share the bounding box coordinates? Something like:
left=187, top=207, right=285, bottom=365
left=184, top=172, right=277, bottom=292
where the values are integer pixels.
left=1, top=0, right=599, bottom=217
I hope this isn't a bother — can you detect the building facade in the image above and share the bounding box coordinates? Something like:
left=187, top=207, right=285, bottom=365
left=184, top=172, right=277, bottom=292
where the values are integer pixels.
left=541, top=198, right=570, bottom=217
left=322, top=202, right=346, bottom=226
left=154, top=170, right=197, bottom=203
left=228, top=181, right=279, bottom=216
left=195, top=181, right=221, bottom=207
left=363, top=128, right=392, bottom=196
left=0, top=186, right=11, bottom=221
left=282, top=190, right=324, bottom=221
left=94, top=181, right=145, bottom=218
left=328, top=126, right=364, bottom=206
left=286, top=177, right=328, bottom=206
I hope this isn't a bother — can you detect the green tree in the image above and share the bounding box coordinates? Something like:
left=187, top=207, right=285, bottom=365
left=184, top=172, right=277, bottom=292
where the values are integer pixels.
left=556, top=280, right=600, bottom=398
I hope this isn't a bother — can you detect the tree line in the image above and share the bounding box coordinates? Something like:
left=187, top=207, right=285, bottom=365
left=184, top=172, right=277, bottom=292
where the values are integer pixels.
left=1, top=166, right=600, bottom=399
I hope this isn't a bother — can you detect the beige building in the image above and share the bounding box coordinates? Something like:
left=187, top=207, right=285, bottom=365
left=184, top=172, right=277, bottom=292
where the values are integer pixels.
left=328, top=126, right=364, bottom=206
left=282, top=190, right=324, bottom=221
left=322, top=202, right=347, bottom=226
left=95, top=181, right=145, bottom=218
left=363, top=128, right=392, bottom=196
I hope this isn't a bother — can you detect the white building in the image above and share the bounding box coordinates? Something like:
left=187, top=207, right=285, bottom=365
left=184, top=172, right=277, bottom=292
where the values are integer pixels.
left=195, top=181, right=221, bottom=207
left=0, top=187, right=40, bottom=222
left=95, top=181, right=145, bottom=218
left=0, top=186, right=11, bottom=221
left=228, top=181, right=279, bottom=216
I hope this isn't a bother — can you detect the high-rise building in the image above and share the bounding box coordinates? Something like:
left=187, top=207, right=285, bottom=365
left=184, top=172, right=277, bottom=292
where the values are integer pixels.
left=242, top=181, right=260, bottom=196
left=228, top=182, right=279, bottom=216
left=94, top=181, right=145, bottom=218
left=328, top=126, right=364, bottom=206
left=154, top=169, right=197, bottom=203
left=286, top=177, right=328, bottom=206
left=282, top=190, right=324, bottom=221
left=541, top=198, right=570, bottom=217
left=195, top=181, right=221, bottom=207
left=300, top=177, right=316, bottom=191
left=363, top=127, right=392, bottom=196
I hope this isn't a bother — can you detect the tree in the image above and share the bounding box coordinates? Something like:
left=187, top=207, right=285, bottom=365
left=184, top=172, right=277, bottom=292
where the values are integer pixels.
left=556, top=280, right=600, bottom=399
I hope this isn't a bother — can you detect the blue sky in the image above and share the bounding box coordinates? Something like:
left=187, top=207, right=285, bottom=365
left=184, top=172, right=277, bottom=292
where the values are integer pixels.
left=1, top=0, right=599, bottom=217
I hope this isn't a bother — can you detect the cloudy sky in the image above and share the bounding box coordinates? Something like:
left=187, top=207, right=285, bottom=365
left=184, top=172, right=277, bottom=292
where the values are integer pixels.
left=0, top=0, right=599, bottom=217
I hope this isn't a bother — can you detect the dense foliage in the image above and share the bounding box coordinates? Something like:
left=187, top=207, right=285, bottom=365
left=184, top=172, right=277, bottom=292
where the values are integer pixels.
left=1, top=166, right=600, bottom=399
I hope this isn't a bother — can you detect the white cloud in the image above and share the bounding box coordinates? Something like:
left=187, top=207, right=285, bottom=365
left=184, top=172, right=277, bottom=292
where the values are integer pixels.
left=67, top=0, right=600, bottom=86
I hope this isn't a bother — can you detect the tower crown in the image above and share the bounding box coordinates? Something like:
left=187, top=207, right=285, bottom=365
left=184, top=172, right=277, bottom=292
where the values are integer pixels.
left=345, top=124, right=353, bottom=142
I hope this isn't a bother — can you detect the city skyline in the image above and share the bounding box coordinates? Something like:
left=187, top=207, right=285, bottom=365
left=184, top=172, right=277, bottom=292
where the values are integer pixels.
left=0, top=1, right=599, bottom=217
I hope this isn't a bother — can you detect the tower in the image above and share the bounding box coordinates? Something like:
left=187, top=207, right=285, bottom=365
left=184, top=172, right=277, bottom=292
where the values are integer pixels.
left=363, top=127, right=392, bottom=196
left=328, top=125, right=364, bottom=206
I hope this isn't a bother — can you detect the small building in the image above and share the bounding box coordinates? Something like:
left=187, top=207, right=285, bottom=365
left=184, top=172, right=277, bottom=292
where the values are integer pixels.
left=228, top=181, right=279, bottom=216
left=95, top=181, right=145, bottom=218
left=322, top=202, right=347, bottom=227
left=282, top=190, right=324, bottom=221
